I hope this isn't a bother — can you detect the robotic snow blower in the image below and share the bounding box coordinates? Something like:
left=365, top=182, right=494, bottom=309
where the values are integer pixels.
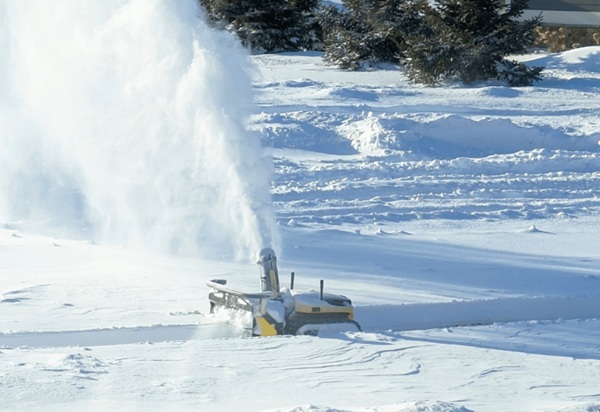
left=207, top=248, right=361, bottom=336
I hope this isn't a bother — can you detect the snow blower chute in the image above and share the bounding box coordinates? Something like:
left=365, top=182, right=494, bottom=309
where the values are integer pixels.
left=207, top=248, right=361, bottom=336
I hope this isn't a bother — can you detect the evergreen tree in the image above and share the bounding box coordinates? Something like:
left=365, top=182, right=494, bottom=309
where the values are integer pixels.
left=200, top=0, right=320, bottom=53
left=319, top=0, right=428, bottom=70
left=403, top=0, right=543, bottom=86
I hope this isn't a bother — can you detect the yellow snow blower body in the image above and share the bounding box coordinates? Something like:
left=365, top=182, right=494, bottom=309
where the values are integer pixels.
left=207, top=248, right=360, bottom=336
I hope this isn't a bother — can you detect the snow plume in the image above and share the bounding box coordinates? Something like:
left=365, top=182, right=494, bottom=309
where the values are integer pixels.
left=0, top=0, right=278, bottom=260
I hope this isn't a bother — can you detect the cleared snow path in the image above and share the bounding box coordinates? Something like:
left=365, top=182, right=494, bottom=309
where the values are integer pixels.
left=4, top=294, right=598, bottom=349
left=0, top=323, right=241, bottom=349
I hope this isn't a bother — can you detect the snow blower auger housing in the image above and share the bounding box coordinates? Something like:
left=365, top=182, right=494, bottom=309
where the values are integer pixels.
left=207, top=248, right=361, bottom=337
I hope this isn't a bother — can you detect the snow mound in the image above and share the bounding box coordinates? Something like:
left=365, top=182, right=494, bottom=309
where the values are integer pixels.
left=266, top=406, right=348, bottom=412
left=266, top=402, right=472, bottom=412
left=524, top=225, right=555, bottom=234
left=524, top=46, right=600, bottom=73
left=558, top=404, right=600, bottom=412
left=391, top=402, right=474, bottom=412
left=256, top=111, right=599, bottom=157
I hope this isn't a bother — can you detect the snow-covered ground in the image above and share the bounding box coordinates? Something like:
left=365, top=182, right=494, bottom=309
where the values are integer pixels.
left=2, top=2, right=600, bottom=411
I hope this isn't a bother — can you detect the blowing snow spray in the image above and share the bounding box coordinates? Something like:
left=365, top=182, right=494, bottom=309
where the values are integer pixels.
left=0, top=0, right=278, bottom=260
